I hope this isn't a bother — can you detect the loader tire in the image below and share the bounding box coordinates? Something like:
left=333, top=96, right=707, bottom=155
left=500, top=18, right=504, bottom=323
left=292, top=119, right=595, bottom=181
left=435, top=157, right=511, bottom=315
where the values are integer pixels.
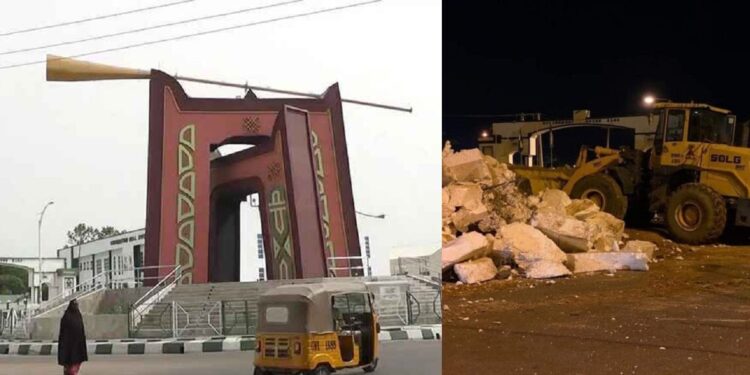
left=570, top=173, right=628, bottom=219
left=665, top=183, right=726, bottom=244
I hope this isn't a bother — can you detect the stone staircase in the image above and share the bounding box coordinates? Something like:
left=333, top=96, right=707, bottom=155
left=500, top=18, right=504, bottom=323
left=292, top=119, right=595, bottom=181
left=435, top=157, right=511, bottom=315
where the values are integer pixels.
left=132, top=282, right=259, bottom=338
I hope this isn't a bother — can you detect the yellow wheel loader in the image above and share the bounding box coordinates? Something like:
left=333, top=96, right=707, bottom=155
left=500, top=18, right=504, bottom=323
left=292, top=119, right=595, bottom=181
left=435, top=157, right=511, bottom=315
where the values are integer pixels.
left=512, top=102, right=750, bottom=244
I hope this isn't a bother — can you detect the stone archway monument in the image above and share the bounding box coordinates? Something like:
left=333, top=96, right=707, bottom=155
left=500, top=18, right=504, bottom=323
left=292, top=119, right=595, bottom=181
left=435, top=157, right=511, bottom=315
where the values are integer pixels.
left=46, top=55, right=411, bottom=283
left=146, top=72, right=361, bottom=283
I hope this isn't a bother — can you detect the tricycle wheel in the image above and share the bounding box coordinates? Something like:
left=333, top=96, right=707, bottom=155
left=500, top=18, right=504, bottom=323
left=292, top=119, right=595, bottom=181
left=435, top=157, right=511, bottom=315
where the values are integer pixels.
left=363, top=358, right=378, bottom=373
left=312, top=365, right=331, bottom=375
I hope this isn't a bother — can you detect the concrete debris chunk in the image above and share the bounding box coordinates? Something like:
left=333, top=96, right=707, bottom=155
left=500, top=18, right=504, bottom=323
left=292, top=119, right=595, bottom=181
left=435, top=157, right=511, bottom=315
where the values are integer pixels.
left=566, top=199, right=601, bottom=220
left=442, top=187, right=455, bottom=215
left=566, top=252, right=649, bottom=273
left=496, top=265, right=512, bottom=280
left=532, top=212, right=593, bottom=253
left=483, top=184, right=532, bottom=224
left=443, top=147, right=491, bottom=184
left=442, top=224, right=457, bottom=245
left=622, top=240, right=658, bottom=260
left=484, top=155, right=516, bottom=185
left=585, top=212, right=625, bottom=252
left=454, top=257, right=498, bottom=284
left=524, top=259, right=573, bottom=279
left=537, top=189, right=572, bottom=215
left=446, top=183, right=485, bottom=210
left=451, top=206, right=489, bottom=232
left=494, top=223, right=570, bottom=278
left=478, top=212, right=506, bottom=233
left=442, top=231, right=490, bottom=271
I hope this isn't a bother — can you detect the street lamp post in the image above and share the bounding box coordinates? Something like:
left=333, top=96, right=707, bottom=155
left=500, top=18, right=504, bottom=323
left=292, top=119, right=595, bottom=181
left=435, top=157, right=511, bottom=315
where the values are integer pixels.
left=355, top=210, right=385, bottom=219
left=38, top=201, right=54, bottom=303
left=355, top=210, right=385, bottom=277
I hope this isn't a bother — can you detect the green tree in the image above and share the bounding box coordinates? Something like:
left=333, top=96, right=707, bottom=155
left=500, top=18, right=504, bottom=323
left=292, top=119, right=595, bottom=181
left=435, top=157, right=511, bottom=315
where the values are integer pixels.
left=0, top=274, right=26, bottom=295
left=94, top=226, right=124, bottom=239
left=67, top=223, right=96, bottom=245
left=67, top=223, right=126, bottom=245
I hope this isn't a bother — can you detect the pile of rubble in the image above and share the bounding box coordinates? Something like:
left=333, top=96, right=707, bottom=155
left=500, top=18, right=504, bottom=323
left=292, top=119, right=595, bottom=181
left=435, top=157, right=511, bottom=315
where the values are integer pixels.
left=442, top=142, right=657, bottom=284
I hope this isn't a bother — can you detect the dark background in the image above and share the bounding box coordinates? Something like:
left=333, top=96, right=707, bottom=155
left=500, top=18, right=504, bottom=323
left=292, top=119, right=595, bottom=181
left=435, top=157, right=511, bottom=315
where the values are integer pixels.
left=443, top=1, right=750, bottom=150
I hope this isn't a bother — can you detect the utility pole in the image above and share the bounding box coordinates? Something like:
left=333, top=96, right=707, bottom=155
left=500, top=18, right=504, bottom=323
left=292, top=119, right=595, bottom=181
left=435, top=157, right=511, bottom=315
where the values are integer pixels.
left=364, top=236, right=372, bottom=276
left=38, top=201, right=54, bottom=303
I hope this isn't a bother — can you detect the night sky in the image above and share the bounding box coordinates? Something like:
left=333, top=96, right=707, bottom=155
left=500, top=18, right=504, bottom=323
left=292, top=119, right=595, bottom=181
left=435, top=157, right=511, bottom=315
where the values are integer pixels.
left=443, top=1, right=750, bottom=150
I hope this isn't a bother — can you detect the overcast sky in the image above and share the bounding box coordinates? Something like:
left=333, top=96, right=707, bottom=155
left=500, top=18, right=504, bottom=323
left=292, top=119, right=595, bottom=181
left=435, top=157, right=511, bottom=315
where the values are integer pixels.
left=0, top=0, right=441, bottom=276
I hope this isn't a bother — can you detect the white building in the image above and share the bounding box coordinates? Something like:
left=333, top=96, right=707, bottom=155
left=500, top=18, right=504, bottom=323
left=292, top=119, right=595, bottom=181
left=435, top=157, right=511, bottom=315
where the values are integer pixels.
left=390, top=249, right=440, bottom=279
left=478, top=110, right=656, bottom=167
left=0, top=257, right=74, bottom=306
left=57, top=229, right=145, bottom=291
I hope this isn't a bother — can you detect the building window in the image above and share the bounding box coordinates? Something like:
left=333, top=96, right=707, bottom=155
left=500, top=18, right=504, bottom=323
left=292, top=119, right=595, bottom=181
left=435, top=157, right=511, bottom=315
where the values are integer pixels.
left=257, top=234, right=264, bottom=259
left=258, top=267, right=265, bottom=281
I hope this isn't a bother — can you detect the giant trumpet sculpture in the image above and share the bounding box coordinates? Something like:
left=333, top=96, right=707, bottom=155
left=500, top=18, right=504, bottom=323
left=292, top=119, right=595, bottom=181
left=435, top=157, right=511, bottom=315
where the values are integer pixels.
left=46, top=54, right=411, bottom=112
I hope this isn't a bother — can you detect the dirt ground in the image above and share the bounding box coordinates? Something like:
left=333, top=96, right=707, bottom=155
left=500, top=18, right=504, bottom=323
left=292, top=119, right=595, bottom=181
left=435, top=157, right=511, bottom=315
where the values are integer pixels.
left=443, top=229, right=750, bottom=374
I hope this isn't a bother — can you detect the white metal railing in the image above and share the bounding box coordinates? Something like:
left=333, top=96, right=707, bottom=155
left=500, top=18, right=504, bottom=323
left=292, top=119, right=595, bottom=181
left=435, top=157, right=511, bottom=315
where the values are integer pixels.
left=130, top=265, right=182, bottom=328
left=0, top=308, right=28, bottom=338
left=405, top=274, right=441, bottom=288
left=33, top=264, right=180, bottom=318
left=326, top=256, right=366, bottom=277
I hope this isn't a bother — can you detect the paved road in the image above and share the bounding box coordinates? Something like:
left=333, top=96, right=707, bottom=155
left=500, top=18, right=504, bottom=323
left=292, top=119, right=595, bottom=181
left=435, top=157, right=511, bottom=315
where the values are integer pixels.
left=0, top=340, right=440, bottom=374
left=444, top=235, right=750, bottom=374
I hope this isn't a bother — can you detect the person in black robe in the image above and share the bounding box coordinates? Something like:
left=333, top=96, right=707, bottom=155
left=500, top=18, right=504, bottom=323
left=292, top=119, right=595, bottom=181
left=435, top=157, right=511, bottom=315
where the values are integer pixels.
left=58, top=299, right=88, bottom=375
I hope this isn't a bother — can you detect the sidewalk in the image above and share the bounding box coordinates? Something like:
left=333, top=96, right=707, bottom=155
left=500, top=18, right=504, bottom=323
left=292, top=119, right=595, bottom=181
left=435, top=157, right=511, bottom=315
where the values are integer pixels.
left=0, top=325, right=441, bottom=356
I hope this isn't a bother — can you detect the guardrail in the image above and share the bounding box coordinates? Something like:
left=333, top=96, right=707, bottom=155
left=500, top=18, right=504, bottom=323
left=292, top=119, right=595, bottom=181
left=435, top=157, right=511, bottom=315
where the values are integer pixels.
left=0, top=308, right=28, bottom=338
left=406, top=291, right=421, bottom=325
left=129, top=265, right=182, bottom=329
left=128, top=300, right=223, bottom=338
left=221, top=299, right=257, bottom=336
left=326, top=255, right=366, bottom=277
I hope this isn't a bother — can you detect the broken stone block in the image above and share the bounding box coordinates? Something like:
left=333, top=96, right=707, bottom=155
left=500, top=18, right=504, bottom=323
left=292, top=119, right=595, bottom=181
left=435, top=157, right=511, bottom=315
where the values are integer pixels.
left=442, top=225, right=457, bottom=245
left=484, top=184, right=532, bottom=224
left=585, top=211, right=625, bottom=239
left=524, top=259, right=572, bottom=279
left=496, top=265, right=512, bottom=279
left=484, top=157, right=516, bottom=185
left=566, top=199, right=600, bottom=220
left=537, top=189, right=572, bottom=215
left=442, top=231, right=490, bottom=270
left=446, top=183, right=484, bottom=210
left=585, top=212, right=625, bottom=252
left=478, top=212, right=506, bottom=233
left=622, top=240, right=657, bottom=260
left=493, top=223, right=570, bottom=278
left=442, top=187, right=455, bottom=215
left=442, top=142, right=455, bottom=186
left=443, top=148, right=491, bottom=183
left=454, top=257, right=497, bottom=284
left=566, top=252, right=649, bottom=273
left=532, top=212, right=594, bottom=253
left=451, top=205, right=489, bottom=232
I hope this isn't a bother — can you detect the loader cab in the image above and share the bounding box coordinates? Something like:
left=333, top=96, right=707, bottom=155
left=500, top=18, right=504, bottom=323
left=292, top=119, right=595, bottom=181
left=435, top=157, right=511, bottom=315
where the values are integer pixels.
left=650, top=103, right=736, bottom=159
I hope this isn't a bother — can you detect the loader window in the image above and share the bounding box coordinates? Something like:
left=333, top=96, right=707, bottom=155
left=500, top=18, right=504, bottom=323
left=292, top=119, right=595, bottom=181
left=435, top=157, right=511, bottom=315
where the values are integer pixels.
left=653, top=110, right=666, bottom=154
left=688, top=109, right=733, bottom=145
left=665, top=110, right=686, bottom=142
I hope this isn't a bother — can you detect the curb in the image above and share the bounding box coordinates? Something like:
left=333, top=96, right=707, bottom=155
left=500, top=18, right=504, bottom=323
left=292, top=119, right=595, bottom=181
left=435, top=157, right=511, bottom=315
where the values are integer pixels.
left=0, top=336, right=256, bottom=356
left=0, top=326, right=441, bottom=355
left=379, top=325, right=441, bottom=341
